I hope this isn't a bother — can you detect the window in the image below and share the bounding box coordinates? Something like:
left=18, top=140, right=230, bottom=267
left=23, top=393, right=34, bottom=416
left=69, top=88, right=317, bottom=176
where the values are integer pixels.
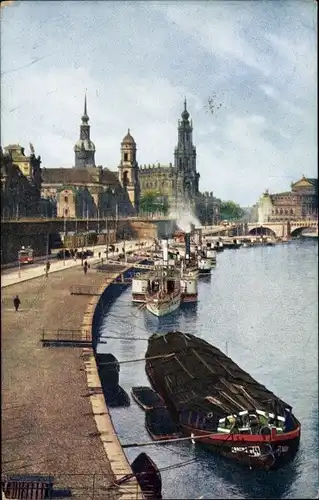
left=64, top=208, right=68, bottom=216
left=123, top=171, right=129, bottom=186
left=124, top=153, right=128, bottom=162
left=64, top=196, right=68, bottom=203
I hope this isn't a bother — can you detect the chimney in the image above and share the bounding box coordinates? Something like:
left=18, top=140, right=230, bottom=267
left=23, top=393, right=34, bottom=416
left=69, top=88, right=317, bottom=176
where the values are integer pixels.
left=162, top=239, right=168, bottom=265
left=185, top=232, right=191, bottom=261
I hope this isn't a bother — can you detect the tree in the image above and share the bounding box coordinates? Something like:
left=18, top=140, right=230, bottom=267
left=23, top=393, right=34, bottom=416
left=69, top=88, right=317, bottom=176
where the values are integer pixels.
left=139, top=190, right=169, bottom=215
left=220, top=200, right=245, bottom=220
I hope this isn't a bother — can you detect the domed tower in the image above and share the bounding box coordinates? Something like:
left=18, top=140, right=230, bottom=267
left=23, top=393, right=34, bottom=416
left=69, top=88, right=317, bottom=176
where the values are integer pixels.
left=118, top=129, right=140, bottom=212
left=174, top=99, right=198, bottom=207
left=74, top=94, right=96, bottom=168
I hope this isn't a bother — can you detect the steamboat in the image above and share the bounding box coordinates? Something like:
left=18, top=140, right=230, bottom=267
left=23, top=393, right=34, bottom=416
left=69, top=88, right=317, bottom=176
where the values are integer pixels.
left=145, top=272, right=181, bottom=317
left=145, top=331, right=300, bottom=470
left=131, top=237, right=198, bottom=304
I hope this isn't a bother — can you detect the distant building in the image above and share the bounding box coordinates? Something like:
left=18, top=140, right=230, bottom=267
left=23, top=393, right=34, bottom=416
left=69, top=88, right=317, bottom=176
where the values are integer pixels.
left=196, top=192, right=221, bottom=225
left=3, top=97, right=217, bottom=220
left=40, top=96, right=136, bottom=218
left=139, top=99, right=200, bottom=211
left=257, top=176, right=318, bottom=223
left=117, top=129, right=140, bottom=212
left=1, top=144, right=42, bottom=218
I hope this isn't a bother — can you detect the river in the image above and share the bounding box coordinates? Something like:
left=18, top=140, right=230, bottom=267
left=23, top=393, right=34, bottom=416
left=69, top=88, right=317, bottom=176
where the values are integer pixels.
left=97, top=239, right=318, bottom=499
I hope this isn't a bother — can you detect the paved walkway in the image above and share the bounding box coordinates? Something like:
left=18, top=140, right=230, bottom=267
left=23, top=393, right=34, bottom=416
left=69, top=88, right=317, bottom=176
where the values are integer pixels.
left=1, top=240, right=149, bottom=288
left=1, top=239, right=149, bottom=499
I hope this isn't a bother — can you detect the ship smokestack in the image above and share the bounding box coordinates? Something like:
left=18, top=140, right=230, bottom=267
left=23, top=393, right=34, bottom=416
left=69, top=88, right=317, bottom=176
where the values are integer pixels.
left=185, top=232, right=191, bottom=261
left=162, top=239, right=168, bottom=265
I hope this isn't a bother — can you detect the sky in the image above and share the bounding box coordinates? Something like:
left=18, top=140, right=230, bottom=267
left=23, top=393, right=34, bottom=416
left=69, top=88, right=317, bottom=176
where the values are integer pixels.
left=1, top=0, right=317, bottom=206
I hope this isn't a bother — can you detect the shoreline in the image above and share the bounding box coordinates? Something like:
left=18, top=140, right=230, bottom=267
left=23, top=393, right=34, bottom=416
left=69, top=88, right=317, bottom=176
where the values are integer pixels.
left=1, top=244, right=146, bottom=499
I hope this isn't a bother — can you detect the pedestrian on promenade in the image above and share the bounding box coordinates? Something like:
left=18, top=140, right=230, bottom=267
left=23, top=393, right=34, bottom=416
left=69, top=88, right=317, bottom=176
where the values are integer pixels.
left=45, top=260, right=51, bottom=277
left=84, top=261, right=88, bottom=275
left=13, top=295, right=21, bottom=312
left=98, top=252, right=101, bottom=259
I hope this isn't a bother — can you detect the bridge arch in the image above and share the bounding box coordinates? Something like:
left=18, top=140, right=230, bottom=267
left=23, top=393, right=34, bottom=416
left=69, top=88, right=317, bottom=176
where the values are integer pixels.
left=248, top=226, right=277, bottom=237
left=290, top=225, right=317, bottom=237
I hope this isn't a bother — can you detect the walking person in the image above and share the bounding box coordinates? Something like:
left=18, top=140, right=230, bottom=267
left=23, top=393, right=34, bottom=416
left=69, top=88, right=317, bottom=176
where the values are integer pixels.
left=45, top=260, right=51, bottom=277
left=13, top=295, right=21, bottom=312
left=83, top=260, right=88, bottom=275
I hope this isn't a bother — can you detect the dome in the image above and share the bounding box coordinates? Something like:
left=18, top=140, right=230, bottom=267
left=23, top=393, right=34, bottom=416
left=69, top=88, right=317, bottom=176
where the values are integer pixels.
left=122, top=128, right=136, bottom=145
left=74, top=139, right=95, bottom=152
left=181, top=109, right=190, bottom=120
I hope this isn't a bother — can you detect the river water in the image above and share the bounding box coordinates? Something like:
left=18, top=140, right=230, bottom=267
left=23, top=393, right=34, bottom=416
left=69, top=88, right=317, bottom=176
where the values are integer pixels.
left=97, top=239, right=318, bottom=499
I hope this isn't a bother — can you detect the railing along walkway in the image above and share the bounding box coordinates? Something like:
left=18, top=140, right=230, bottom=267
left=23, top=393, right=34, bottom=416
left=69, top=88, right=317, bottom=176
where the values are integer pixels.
left=41, top=329, right=91, bottom=347
left=69, top=285, right=102, bottom=296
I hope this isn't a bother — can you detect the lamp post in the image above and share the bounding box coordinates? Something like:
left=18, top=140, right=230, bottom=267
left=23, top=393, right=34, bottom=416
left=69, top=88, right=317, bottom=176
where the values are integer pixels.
left=63, top=211, right=67, bottom=266
left=18, top=250, right=21, bottom=278
left=111, top=188, right=118, bottom=243
left=105, top=212, right=109, bottom=263
left=86, top=204, right=89, bottom=249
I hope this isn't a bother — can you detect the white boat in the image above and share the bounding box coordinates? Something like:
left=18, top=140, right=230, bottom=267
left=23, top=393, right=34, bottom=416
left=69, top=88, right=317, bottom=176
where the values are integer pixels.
left=132, top=273, right=150, bottom=303
left=180, top=275, right=198, bottom=303
left=206, top=248, right=217, bottom=264
left=145, top=280, right=181, bottom=317
left=197, top=257, right=212, bottom=274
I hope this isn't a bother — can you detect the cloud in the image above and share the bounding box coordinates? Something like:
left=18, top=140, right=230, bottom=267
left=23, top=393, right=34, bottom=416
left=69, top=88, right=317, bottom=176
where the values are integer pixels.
left=1, top=0, right=317, bottom=206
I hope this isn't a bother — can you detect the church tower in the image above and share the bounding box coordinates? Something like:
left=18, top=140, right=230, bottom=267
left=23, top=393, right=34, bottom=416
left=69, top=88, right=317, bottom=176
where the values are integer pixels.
left=174, top=99, right=199, bottom=207
left=74, top=94, right=96, bottom=168
left=118, top=129, right=140, bottom=213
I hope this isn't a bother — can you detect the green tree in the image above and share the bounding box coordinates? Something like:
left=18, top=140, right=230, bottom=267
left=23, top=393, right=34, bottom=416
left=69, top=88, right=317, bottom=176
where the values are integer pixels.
left=220, top=200, right=245, bottom=220
left=140, top=190, right=169, bottom=215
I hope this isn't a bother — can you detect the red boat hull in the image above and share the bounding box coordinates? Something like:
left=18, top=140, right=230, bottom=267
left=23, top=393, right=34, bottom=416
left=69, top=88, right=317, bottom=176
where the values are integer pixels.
left=181, top=423, right=301, bottom=470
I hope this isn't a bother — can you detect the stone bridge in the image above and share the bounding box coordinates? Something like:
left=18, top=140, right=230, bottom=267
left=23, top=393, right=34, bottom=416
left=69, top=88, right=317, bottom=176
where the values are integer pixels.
left=247, top=220, right=318, bottom=237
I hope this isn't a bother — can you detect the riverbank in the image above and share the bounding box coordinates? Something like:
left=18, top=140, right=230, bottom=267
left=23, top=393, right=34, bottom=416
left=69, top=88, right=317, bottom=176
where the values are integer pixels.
left=1, top=239, right=150, bottom=288
left=1, top=248, right=145, bottom=498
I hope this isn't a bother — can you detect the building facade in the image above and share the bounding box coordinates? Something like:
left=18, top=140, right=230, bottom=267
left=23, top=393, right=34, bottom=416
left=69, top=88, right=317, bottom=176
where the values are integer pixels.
left=40, top=98, right=137, bottom=218
left=139, top=100, right=200, bottom=211
left=257, top=176, right=318, bottom=223
left=3, top=97, right=211, bottom=220
left=1, top=144, right=43, bottom=218
left=117, top=129, right=140, bottom=212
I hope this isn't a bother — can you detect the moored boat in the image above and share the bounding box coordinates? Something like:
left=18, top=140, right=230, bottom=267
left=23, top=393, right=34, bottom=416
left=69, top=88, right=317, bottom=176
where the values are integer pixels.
left=145, top=407, right=182, bottom=441
left=215, top=241, right=224, bottom=252
left=206, top=247, right=217, bottom=264
left=131, top=386, right=165, bottom=411
left=145, top=270, right=181, bottom=317
left=146, top=286, right=181, bottom=317
left=145, top=331, right=301, bottom=470
left=197, top=257, right=212, bottom=275
left=115, top=453, right=162, bottom=499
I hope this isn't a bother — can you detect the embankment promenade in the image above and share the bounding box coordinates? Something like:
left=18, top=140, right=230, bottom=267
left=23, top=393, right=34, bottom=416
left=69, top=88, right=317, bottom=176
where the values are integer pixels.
left=1, top=241, right=148, bottom=499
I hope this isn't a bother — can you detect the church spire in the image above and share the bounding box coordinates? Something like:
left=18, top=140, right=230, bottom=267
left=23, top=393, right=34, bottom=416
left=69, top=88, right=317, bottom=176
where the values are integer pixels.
left=81, top=92, right=89, bottom=124
left=74, top=92, right=96, bottom=168
left=181, top=98, right=190, bottom=121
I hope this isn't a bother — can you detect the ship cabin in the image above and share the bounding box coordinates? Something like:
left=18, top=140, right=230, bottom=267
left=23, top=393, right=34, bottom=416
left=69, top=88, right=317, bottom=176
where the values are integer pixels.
left=178, top=399, right=292, bottom=436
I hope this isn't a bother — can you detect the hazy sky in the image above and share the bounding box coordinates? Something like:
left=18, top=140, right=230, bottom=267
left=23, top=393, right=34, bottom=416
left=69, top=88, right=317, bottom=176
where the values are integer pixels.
left=1, top=0, right=317, bottom=205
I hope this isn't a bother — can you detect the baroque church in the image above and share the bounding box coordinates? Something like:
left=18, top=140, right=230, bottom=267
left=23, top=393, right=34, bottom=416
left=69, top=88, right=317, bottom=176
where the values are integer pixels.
left=40, top=95, right=138, bottom=218
left=139, top=99, right=200, bottom=211
left=3, top=95, right=203, bottom=219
